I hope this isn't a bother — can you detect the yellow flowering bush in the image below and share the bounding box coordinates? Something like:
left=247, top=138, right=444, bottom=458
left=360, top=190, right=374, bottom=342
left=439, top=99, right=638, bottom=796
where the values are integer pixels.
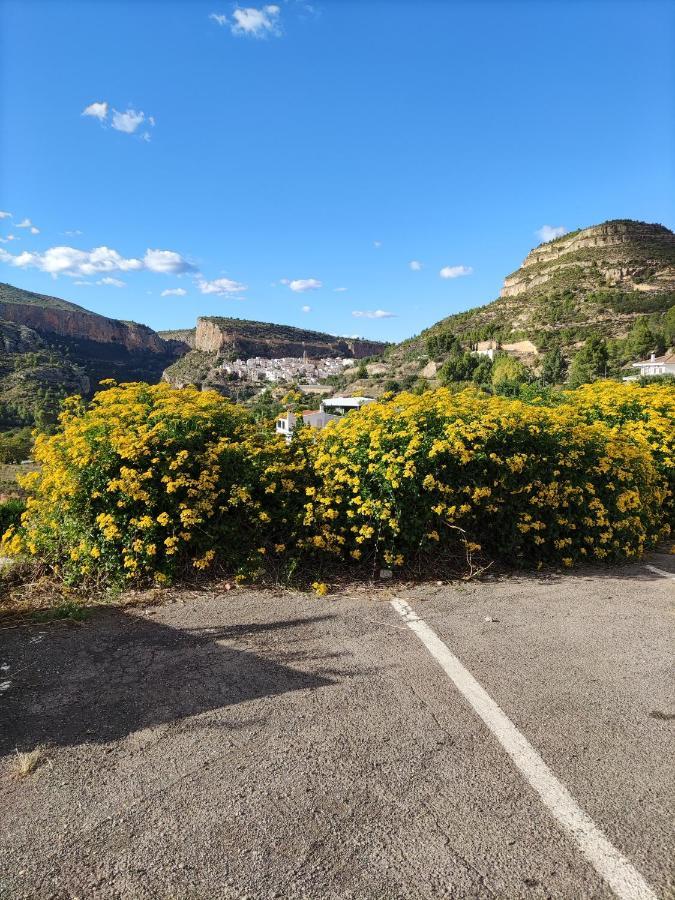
left=1, top=382, right=305, bottom=585
left=2, top=380, right=671, bottom=586
left=560, top=381, right=674, bottom=521
left=298, top=387, right=669, bottom=569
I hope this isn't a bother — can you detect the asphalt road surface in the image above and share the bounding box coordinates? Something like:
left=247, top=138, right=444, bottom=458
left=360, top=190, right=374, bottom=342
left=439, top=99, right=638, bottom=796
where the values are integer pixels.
left=1, top=554, right=673, bottom=899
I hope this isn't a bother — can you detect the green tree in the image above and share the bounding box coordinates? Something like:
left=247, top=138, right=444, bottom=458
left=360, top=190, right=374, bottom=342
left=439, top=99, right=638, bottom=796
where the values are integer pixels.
left=426, top=329, right=460, bottom=359
left=491, top=355, right=529, bottom=389
left=411, top=377, right=429, bottom=395
left=540, top=347, right=567, bottom=385
left=438, top=352, right=478, bottom=384
left=625, top=318, right=657, bottom=360
left=471, top=356, right=494, bottom=385
left=568, top=335, right=608, bottom=386
left=249, top=389, right=283, bottom=424
left=662, top=305, right=675, bottom=347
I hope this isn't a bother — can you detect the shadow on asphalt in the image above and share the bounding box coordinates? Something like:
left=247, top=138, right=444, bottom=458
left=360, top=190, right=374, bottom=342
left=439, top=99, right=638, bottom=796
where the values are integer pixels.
left=0, top=610, right=337, bottom=756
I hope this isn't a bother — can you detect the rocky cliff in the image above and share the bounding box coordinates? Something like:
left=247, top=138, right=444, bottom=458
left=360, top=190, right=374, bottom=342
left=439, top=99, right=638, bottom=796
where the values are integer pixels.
left=159, top=328, right=196, bottom=349
left=396, top=220, right=674, bottom=357
left=0, top=282, right=187, bottom=388
left=163, top=318, right=388, bottom=393
left=500, top=220, right=674, bottom=299
left=194, top=317, right=386, bottom=359
left=0, top=297, right=166, bottom=353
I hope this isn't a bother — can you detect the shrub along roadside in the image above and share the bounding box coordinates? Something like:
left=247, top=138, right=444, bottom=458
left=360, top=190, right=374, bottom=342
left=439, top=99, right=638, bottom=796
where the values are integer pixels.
left=1, top=380, right=672, bottom=589
left=1, top=382, right=306, bottom=586
left=299, top=387, right=669, bottom=572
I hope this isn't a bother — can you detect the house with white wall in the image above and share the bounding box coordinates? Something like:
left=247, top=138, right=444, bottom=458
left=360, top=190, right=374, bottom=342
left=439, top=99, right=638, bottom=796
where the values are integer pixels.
left=627, top=352, right=675, bottom=379
left=275, top=396, right=375, bottom=442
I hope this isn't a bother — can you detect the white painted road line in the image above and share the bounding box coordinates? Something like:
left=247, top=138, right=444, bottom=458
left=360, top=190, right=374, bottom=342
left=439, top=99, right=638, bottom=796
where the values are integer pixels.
left=390, top=598, right=658, bottom=900
left=643, top=564, right=675, bottom=581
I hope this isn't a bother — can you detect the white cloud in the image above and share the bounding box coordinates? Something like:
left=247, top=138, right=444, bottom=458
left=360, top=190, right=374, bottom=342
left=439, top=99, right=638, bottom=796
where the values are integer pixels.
left=161, top=287, right=188, bottom=297
left=144, top=248, right=195, bottom=275
left=301, top=305, right=311, bottom=313
left=84, top=101, right=155, bottom=138
left=286, top=278, right=322, bottom=293
left=82, top=101, right=108, bottom=121
left=352, top=309, right=397, bottom=319
left=73, top=280, right=93, bottom=286
left=536, top=224, right=567, bottom=243
left=439, top=265, right=473, bottom=279
left=373, top=240, right=382, bottom=248
left=409, top=260, right=422, bottom=271
left=97, top=276, right=125, bottom=287
left=0, top=245, right=144, bottom=277
left=197, top=277, right=247, bottom=295
left=30, top=226, right=40, bottom=235
left=0, top=235, right=18, bottom=242
left=231, top=5, right=281, bottom=37
left=0, top=211, right=12, bottom=219
left=333, top=286, right=348, bottom=292
left=0, top=243, right=197, bottom=279
left=209, top=12, right=228, bottom=25
left=111, top=108, right=146, bottom=134
left=16, top=218, right=33, bottom=228
left=65, top=229, right=83, bottom=236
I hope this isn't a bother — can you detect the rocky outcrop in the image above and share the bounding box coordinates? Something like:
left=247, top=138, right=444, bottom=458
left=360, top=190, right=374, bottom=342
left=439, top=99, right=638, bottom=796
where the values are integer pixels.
left=194, top=317, right=387, bottom=359
left=382, top=219, right=675, bottom=379
left=0, top=299, right=168, bottom=353
left=0, top=282, right=189, bottom=389
left=0, top=320, right=44, bottom=354
left=501, top=220, right=675, bottom=298
left=159, top=328, right=196, bottom=349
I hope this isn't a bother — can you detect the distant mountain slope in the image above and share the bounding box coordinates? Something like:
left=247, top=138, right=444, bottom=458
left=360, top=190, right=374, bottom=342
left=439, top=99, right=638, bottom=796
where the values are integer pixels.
left=397, top=220, right=674, bottom=356
left=194, top=316, right=387, bottom=359
left=163, top=316, right=388, bottom=390
left=0, top=282, right=187, bottom=388
left=0, top=282, right=190, bottom=429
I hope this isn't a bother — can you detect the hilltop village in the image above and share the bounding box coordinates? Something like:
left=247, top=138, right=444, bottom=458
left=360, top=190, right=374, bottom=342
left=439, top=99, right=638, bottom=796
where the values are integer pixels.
left=220, top=353, right=356, bottom=385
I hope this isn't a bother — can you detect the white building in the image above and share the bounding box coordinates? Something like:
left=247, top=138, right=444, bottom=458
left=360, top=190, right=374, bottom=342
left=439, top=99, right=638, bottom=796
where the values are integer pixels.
left=628, top=352, right=675, bottom=379
left=275, top=396, right=375, bottom=442
left=471, top=340, right=498, bottom=361
left=222, top=355, right=353, bottom=385
left=320, top=396, right=376, bottom=416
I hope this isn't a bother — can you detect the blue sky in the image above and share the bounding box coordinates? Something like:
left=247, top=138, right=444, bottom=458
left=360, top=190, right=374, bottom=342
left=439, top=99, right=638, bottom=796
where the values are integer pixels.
left=1, top=0, right=673, bottom=340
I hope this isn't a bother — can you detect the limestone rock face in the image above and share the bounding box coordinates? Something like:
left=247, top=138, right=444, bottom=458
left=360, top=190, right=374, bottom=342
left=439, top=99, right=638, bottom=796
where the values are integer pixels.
left=500, top=220, right=675, bottom=298
left=194, top=316, right=388, bottom=359
left=0, top=282, right=187, bottom=388
left=0, top=298, right=167, bottom=353
left=382, top=219, right=675, bottom=378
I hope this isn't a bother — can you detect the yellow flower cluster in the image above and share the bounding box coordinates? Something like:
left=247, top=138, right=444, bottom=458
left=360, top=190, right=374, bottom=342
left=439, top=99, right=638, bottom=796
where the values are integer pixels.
left=1, top=382, right=305, bottom=585
left=297, top=384, right=671, bottom=569
left=560, top=381, right=674, bottom=519
left=1, top=379, right=671, bottom=585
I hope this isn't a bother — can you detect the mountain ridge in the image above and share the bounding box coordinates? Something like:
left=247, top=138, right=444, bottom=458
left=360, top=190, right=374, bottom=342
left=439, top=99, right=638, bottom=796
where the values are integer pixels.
left=393, top=219, right=675, bottom=359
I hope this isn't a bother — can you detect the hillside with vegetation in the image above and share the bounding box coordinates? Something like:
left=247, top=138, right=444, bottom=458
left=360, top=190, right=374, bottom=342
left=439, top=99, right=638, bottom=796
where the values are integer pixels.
left=162, top=316, right=388, bottom=391
left=0, top=282, right=188, bottom=444
left=424, top=219, right=673, bottom=346
left=342, top=220, right=675, bottom=397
